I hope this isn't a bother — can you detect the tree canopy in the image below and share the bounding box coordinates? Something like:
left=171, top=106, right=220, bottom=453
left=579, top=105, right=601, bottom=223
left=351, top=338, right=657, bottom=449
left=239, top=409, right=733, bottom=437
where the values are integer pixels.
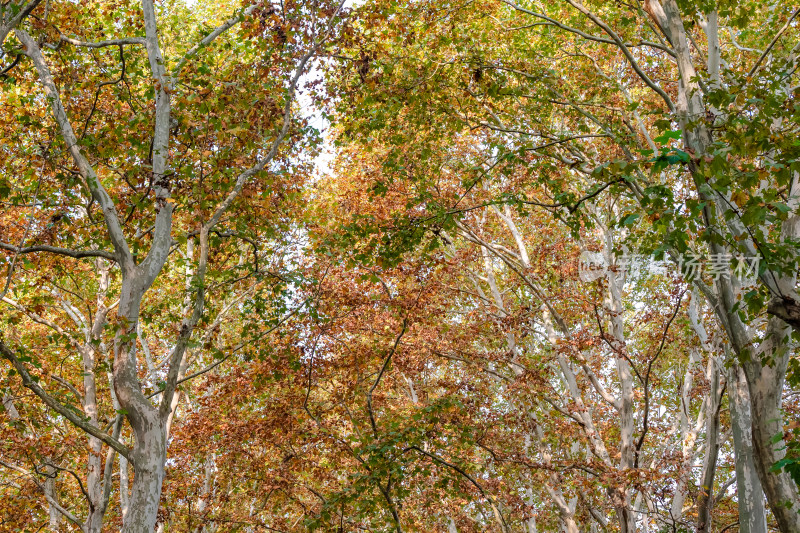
left=1, top=0, right=800, bottom=532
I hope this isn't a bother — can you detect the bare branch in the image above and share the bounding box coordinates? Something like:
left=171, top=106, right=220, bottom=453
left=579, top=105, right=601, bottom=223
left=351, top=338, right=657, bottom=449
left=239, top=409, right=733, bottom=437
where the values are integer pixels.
left=0, top=242, right=116, bottom=261
left=59, top=35, right=146, bottom=48
left=15, top=30, right=133, bottom=269
left=34, top=461, right=92, bottom=510
left=0, top=52, right=20, bottom=76
left=0, top=339, right=131, bottom=460
left=0, top=459, right=87, bottom=531
left=172, top=2, right=260, bottom=78
left=432, top=350, right=513, bottom=382
left=747, top=7, right=800, bottom=79
left=157, top=229, right=207, bottom=420
left=634, top=289, right=686, bottom=466
left=367, top=320, right=408, bottom=436
left=403, top=446, right=511, bottom=533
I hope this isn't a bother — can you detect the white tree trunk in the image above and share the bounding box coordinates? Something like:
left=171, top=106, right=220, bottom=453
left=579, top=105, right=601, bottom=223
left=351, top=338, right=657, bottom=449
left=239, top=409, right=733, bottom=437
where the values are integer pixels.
left=743, top=319, right=800, bottom=532
left=727, top=363, right=767, bottom=533
left=44, top=464, right=60, bottom=530
left=696, top=358, right=722, bottom=532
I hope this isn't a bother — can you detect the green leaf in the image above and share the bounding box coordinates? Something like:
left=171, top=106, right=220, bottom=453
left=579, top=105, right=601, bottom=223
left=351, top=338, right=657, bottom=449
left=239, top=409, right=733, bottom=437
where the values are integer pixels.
left=620, top=213, right=640, bottom=226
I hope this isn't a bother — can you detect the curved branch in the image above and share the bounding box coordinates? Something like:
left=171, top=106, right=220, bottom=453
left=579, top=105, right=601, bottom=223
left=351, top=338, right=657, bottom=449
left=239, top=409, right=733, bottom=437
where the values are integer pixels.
left=35, top=461, right=92, bottom=511
left=403, top=446, right=511, bottom=533
left=0, top=340, right=131, bottom=460
left=499, top=0, right=675, bottom=57
left=0, top=242, right=116, bottom=261
left=81, top=44, right=127, bottom=140
left=0, top=52, right=20, bottom=76
left=172, top=2, right=260, bottom=78
left=517, top=177, right=625, bottom=213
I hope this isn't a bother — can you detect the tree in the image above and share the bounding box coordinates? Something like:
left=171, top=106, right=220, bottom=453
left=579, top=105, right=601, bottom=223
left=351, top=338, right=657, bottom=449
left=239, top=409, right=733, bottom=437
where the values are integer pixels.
left=323, top=0, right=800, bottom=530
left=0, top=0, right=346, bottom=530
left=290, top=133, right=742, bottom=531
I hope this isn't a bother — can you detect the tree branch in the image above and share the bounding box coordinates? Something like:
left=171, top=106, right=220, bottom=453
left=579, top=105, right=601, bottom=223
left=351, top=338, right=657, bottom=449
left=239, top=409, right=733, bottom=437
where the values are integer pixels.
left=367, top=319, right=408, bottom=436
left=499, top=0, right=675, bottom=57
left=204, top=0, right=347, bottom=233
left=58, top=35, right=146, bottom=48
left=746, top=7, right=800, bottom=79
left=0, top=0, right=43, bottom=48
left=15, top=29, right=133, bottom=270
left=137, top=0, right=175, bottom=288
left=172, top=2, right=260, bottom=78
left=0, top=242, right=116, bottom=260
left=0, top=459, right=87, bottom=531
left=403, top=446, right=510, bottom=533
left=634, top=289, right=685, bottom=466
left=0, top=339, right=131, bottom=460
left=561, top=0, right=675, bottom=112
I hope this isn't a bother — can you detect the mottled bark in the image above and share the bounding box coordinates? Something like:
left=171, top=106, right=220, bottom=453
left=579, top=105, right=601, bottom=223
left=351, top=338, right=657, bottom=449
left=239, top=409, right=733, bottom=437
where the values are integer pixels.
left=640, top=2, right=800, bottom=529
left=727, top=364, right=767, bottom=533
left=696, top=358, right=722, bottom=533
left=743, top=320, right=800, bottom=532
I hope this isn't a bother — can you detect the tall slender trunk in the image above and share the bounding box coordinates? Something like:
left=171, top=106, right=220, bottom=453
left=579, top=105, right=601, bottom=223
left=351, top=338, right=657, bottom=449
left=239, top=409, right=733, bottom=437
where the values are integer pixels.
left=669, top=349, right=703, bottom=524
left=696, top=358, right=722, bottom=532
left=727, top=363, right=767, bottom=533
left=83, top=432, right=104, bottom=532
left=194, top=453, right=215, bottom=532
left=44, top=463, right=60, bottom=530
left=742, top=320, right=800, bottom=532
left=56, top=258, right=113, bottom=533
left=83, top=271, right=107, bottom=532
left=120, top=452, right=131, bottom=521
left=604, top=231, right=636, bottom=533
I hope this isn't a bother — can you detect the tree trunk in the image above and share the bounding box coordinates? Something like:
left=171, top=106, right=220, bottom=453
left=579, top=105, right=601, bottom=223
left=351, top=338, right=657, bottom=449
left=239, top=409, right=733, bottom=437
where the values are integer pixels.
left=727, top=363, right=767, bottom=533
left=604, top=235, right=636, bottom=533
left=44, top=464, right=60, bottom=530
left=447, top=517, right=458, bottom=533
left=120, top=452, right=131, bottom=522
left=83, top=338, right=105, bottom=532
left=696, top=358, right=721, bottom=533
left=743, top=320, right=800, bottom=532
left=123, top=409, right=167, bottom=533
